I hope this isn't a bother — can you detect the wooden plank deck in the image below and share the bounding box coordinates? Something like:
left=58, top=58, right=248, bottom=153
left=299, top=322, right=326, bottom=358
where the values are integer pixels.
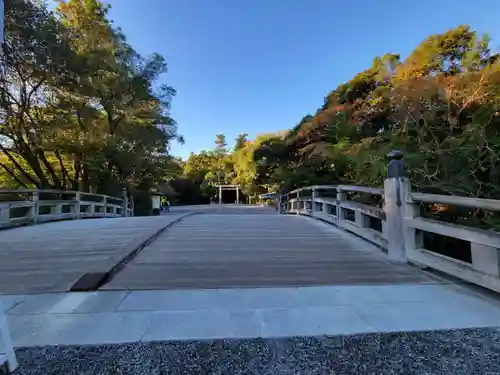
left=103, top=213, right=437, bottom=290
left=0, top=215, right=183, bottom=294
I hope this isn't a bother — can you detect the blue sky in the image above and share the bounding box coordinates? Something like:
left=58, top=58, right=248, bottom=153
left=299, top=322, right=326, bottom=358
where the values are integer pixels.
left=103, top=0, right=500, bottom=159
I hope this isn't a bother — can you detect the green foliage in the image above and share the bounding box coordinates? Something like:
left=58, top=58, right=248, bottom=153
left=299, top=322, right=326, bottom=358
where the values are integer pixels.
left=234, top=133, right=248, bottom=151
left=0, top=0, right=180, bottom=198
left=173, top=133, right=281, bottom=203
left=214, top=134, right=228, bottom=153
left=249, top=25, right=500, bottom=228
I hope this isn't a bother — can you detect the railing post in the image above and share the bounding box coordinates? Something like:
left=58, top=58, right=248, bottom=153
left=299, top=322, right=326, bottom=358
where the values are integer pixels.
left=402, top=187, right=423, bottom=263
left=74, top=192, right=81, bottom=219
left=53, top=194, right=63, bottom=215
left=471, top=243, right=500, bottom=277
left=129, top=197, right=134, bottom=217
left=0, top=203, right=10, bottom=225
left=0, top=300, right=18, bottom=372
left=383, top=150, right=410, bottom=262
left=30, top=191, right=39, bottom=224
left=122, top=188, right=128, bottom=217
left=54, top=203, right=63, bottom=215
left=297, top=189, right=302, bottom=213
left=355, top=210, right=370, bottom=229
left=103, top=195, right=108, bottom=216
left=311, top=188, right=317, bottom=212
left=336, top=187, right=346, bottom=223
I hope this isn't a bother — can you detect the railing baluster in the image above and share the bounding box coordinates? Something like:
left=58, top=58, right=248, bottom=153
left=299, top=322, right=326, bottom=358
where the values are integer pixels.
left=103, top=195, right=108, bottom=216
left=0, top=203, right=10, bottom=224
left=31, top=191, right=39, bottom=224
left=75, top=192, right=81, bottom=219
left=470, top=243, right=500, bottom=277
left=401, top=190, right=423, bottom=264
left=336, top=187, right=346, bottom=225
left=122, top=188, right=129, bottom=217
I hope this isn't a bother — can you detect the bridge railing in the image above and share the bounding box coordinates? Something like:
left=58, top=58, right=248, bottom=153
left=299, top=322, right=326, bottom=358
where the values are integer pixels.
left=284, top=184, right=386, bottom=248
left=280, top=151, right=500, bottom=294
left=0, top=188, right=134, bottom=229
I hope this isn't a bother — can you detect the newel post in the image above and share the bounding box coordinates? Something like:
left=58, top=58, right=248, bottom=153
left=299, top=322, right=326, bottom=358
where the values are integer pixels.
left=383, top=150, right=410, bottom=263
left=122, top=188, right=129, bottom=217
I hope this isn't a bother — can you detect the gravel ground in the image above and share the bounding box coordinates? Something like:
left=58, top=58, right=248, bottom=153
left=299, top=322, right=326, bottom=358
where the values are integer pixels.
left=12, top=328, right=500, bottom=375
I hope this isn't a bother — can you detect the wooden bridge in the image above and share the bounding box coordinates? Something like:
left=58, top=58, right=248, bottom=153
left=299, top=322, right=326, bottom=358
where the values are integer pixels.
left=1, top=153, right=500, bottom=372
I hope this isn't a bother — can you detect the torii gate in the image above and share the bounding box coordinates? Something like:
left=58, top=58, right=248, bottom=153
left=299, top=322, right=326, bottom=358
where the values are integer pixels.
left=215, top=184, right=240, bottom=205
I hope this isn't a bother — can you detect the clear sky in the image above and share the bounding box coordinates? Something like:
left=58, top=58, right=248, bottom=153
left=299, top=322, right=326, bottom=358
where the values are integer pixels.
left=103, top=0, right=500, bottom=159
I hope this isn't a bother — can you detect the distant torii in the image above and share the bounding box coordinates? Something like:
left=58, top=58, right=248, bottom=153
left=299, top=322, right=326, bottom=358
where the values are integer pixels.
left=215, top=184, right=240, bottom=204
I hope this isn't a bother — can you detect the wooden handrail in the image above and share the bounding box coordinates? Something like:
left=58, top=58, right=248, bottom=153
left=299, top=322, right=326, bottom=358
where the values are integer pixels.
left=408, top=192, right=500, bottom=212
left=0, top=189, right=124, bottom=202
left=336, top=185, right=384, bottom=195
left=287, top=184, right=383, bottom=196
left=0, top=189, right=134, bottom=229
left=280, top=180, right=500, bottom=294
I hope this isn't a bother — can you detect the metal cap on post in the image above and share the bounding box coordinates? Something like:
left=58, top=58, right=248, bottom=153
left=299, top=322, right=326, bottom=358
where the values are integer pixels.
left=387, top=150, right=405, bottom=178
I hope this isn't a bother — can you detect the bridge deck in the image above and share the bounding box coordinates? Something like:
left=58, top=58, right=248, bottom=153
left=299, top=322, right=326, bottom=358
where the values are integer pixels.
left=2, top=205, right=500, bottom=353
left=104, top=213, right=435, bottom=290
left=0, top=205, right=436, bottom=295
left=0, top=215, right=183, bottom=294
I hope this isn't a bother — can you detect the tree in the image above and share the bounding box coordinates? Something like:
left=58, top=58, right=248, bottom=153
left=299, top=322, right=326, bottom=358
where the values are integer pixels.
left=395, top=25, right=492, bottom=80
left=1, top=0, right=75, bottom=188
left=249, top=24, right=500, bottom=228
left=0, top=0, right=181, bottom=197
left=214, top=133, right=227, bottom=153
left=166, top=24, right=500, bottom=231
left=234, top=133, right=248, bottom=151
left=170, top=132, right=283, bottom=203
